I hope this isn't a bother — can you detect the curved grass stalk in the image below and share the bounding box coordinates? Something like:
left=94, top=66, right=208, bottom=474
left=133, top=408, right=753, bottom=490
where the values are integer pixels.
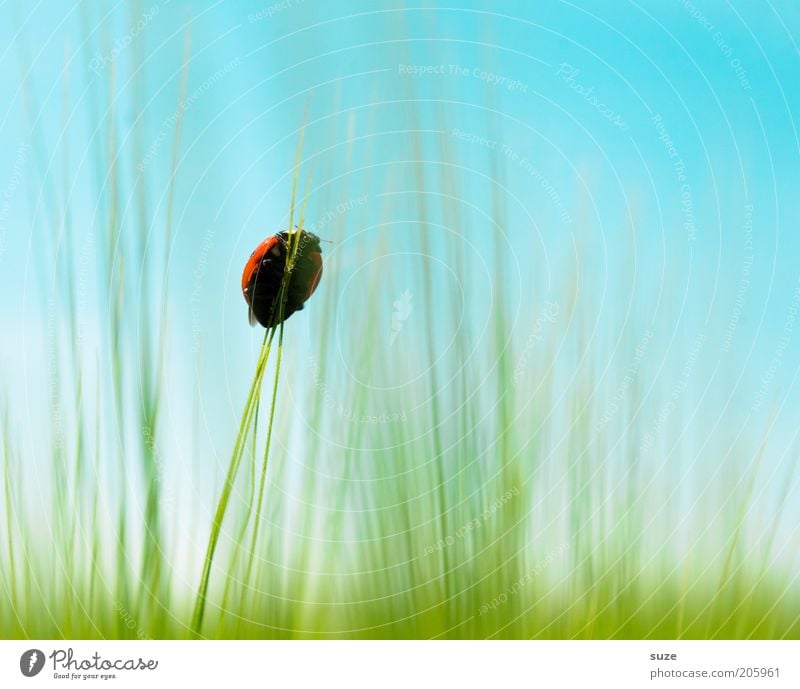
left=193, top=114, right=312, bottom=636
left=214, top=398, right=260, bottom=638
left=190, top=328, right=275, bottom=636
left=238, top=309, right=286, bottom=614
left=234, top=172, right=315, bottom=631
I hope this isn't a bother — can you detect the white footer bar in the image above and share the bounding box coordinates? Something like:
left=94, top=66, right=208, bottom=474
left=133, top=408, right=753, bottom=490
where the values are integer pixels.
left=1, top=640, right=798, bottom=688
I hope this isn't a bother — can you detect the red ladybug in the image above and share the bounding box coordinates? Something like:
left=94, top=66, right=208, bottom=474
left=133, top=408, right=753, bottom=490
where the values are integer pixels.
left=241, top=230, right=323, bottom=327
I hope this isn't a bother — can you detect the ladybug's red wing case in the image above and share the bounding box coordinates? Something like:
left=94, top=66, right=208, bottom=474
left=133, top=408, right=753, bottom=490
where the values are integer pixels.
left=241, top=230, right=323, bottom=328
left=242, top=235, right=281, bottom=327
left=241, top=235, right=280, bottom=296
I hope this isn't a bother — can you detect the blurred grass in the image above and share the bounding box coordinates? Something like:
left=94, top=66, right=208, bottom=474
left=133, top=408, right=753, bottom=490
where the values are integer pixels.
left=1, top=15, right=799, bottom=641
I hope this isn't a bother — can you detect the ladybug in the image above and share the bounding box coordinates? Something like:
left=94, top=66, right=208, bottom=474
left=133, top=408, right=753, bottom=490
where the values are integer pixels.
left=241, top=229, right=323, bottom=328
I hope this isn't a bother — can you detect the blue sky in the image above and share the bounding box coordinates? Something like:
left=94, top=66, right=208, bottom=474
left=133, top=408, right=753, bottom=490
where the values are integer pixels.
left=1, top=1, right=800, bottom=561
